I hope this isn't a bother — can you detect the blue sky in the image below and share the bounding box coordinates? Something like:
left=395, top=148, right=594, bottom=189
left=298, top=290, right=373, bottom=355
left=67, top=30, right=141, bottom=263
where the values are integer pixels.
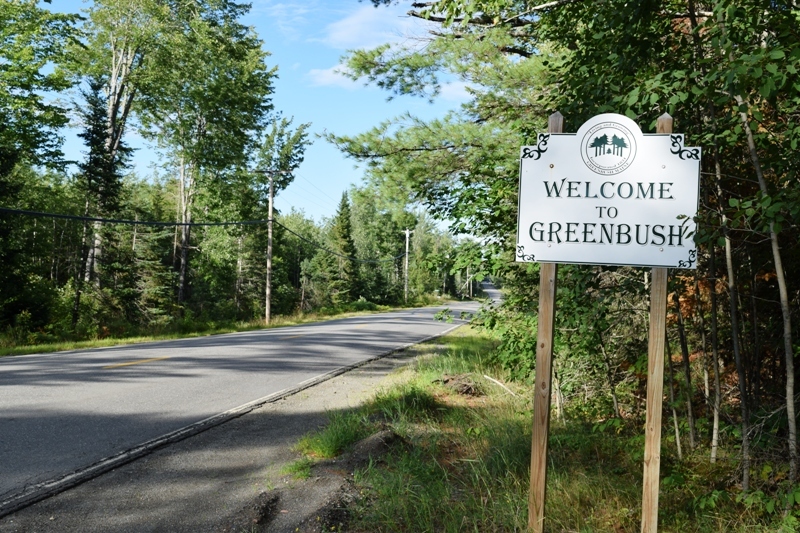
left=50, top=0, right=468, bottom=221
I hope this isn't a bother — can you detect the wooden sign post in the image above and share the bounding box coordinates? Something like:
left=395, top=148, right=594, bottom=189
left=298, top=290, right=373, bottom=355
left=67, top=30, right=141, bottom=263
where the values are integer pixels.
left=528, top=112, right=563, bottom=533
left=517, top=112, right=699, bottom=532
left=640, top=114, right=673, bottom=533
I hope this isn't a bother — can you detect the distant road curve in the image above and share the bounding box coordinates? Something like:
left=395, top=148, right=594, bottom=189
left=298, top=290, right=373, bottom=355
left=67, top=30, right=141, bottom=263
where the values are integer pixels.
left=479, top=280, right=503, bottom=304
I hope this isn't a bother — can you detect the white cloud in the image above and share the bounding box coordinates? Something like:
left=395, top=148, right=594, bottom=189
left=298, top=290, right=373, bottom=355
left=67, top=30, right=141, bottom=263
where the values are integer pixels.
left=249, top=2, right=434, bottom=49
left=306, top=64, right=360, bottom=89
left=439, top=81, right=473, bottom=103
left=320, top=4, right=432, bottom=50
left=299, top=4, right=437, bottom=92
left=250, top=1, right=316, bottom=39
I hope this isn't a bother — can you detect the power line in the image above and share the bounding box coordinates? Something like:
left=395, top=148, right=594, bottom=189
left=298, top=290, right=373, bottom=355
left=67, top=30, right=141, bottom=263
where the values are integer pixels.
left=275, top=187, right=333, bottom=214
left=295, top=172, right=341, bottom=204
left=0, top=207, right=255, bottom=227
left=283, top=178, right=339, bottom=211
left=275, top=218, right=406, bottom=264
left=0, top=207, right=406, bottom=264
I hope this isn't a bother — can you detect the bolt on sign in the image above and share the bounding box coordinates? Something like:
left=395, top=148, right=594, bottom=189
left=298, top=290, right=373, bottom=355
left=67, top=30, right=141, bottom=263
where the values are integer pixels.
left=516, top=113, right=700, bottom=268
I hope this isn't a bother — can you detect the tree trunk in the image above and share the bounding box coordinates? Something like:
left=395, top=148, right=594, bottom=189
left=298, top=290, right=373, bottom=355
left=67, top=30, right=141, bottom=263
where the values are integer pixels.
left=173, top=200, right=180, bottom=269
left=599, top=339, right=621, bottom=418
left=235, top=235, right=243, bottom=312
left=708, top=244, right=723, bottom=464
left=673, top=292, right=697, bottom=449
left=718, top=182, right=750, bottom=489
left=735, top=96, right=797, bottom=484
left=666, top=334, right=683, bottom=461
left=684, top=0, right=740, bottom=469
left=694, top=274, right=712, bottom=442
left=178, top=221, right=191, bottom=304
left=746, top=252, right=762, bottom=414
left=683, top=0, right=732, bottom=465
left=72, top=200, right=92, bottom=330
left=105, top=40, right=138, bottom=163
left=706, top=135, right=751, bottom=488
left=177, top=158, right=194, bottom=305
left=85, top=223, right=100, bottom=283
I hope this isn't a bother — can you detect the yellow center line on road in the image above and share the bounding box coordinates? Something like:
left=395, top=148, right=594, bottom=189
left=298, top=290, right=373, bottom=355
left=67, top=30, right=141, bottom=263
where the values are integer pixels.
left=280, top=334, right=305, bottom=340
left=103, top=356, right=171, bottom=369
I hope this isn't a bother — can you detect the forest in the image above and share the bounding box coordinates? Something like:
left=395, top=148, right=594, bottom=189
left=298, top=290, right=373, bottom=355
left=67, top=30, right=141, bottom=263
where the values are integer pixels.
left=0, top=0, right=470, bottom=349
left=331, top=0, right=799, bottom=526
left=3, top=0, right=800, bottom=528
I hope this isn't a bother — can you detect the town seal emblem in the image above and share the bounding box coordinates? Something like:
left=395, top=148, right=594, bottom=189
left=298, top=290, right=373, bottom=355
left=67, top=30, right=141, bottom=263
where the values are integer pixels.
left=580, top=121, right=637, bottom=175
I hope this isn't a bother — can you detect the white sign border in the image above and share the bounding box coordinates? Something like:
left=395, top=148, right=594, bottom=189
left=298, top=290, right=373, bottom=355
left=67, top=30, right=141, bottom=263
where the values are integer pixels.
left=515, top=114, right=700, bottom=269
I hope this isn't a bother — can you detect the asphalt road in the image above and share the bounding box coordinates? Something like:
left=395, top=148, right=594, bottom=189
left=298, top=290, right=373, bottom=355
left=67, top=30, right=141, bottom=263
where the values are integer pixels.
left=0, top=300, right=481, bottom=514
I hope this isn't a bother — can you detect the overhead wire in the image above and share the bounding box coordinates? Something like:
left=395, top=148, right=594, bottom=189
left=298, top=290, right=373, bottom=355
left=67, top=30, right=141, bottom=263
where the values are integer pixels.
left=275, top=187, right=333, bottom=214
left=274, top=220, right=405, bottom=264
left=295, top=172, right=341, bottom=204
left=283, top=177, right=340, bottom=211
left=0, top=207, right=406, bottom=264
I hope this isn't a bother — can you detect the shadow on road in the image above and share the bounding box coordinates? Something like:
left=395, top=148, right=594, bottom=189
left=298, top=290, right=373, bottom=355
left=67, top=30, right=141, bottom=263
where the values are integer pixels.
left=0, top=349, right=426, bottom=532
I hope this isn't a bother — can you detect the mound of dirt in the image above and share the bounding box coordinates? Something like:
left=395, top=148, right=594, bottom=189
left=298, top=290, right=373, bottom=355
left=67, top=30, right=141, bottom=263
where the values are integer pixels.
left=434, top=373, right=484, bottom=396
left=224, top=430, right=405, bottom=533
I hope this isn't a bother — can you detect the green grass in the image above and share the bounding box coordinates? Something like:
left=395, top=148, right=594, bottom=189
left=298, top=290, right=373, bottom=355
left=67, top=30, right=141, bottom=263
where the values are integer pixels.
left=296, top=410, right=373, bottom=459
left=280, top=457, right=314, bottom=480
left=0, top=296, right=455, bottom=358
left=0, top=325, right=259, bottom=357
left=289, top=326, right=800, bottom=533
left=371, top=383, right=443, bottom=423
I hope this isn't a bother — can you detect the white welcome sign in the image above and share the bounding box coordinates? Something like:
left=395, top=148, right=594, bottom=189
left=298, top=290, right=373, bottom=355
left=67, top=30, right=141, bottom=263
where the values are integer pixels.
left=516, top=113, right=700, bottom=268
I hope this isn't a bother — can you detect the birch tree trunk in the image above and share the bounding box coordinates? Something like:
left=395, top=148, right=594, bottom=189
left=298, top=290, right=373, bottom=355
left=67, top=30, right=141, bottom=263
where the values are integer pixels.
left=666, top=335, right=683, bottom=461
left=177, top=157, right=194, bottom=305
left=735, top=96, right=796, bottom=484
left=714, top=148, right=750, bottom=489
left=694, top=274, right=713, bottom=445
left=235, top=235, right=243, bottom=312
left=707, top=244, right=723, bottom=464
left=747, top=252, right=762, bottom=414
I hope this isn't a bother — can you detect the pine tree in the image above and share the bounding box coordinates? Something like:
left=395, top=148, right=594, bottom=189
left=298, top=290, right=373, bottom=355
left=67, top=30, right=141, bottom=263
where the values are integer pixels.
left=330, top=192, right=360, bottom=302
left=77, top=77, right=127, bottom=216
left=71, top=76, right=128, bottom=328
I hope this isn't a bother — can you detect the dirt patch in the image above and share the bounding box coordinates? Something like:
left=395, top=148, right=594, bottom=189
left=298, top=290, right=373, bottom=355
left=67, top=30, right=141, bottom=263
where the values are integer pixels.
left=224, top=492, right=280, bottom=531
left=434, top=373, right=484, bottom=396
left=225, top=430, right=405, bottom=533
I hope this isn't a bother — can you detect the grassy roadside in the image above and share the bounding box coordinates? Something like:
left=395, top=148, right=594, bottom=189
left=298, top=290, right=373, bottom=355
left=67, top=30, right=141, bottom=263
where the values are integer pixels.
left=0, top=297, right=449, bottom=358
left=290, top=326, right=796, bottom=532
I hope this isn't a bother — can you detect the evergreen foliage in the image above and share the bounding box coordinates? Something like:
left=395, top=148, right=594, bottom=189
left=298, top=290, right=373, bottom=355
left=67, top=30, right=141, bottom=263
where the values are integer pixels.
left=76, top=77, right=128, bottom=216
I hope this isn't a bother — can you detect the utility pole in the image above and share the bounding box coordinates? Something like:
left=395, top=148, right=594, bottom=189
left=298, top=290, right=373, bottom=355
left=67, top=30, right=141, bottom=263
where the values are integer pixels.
left=266, top=172, right=274, bottom=325
left=404, top=228, right=412, bottom=303
left=256, top=169, right=289, bottom=326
